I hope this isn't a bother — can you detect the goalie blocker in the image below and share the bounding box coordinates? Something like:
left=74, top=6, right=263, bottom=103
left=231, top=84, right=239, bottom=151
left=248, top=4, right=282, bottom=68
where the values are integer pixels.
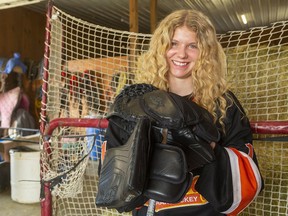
left=96, top=84, right=220, bottom=212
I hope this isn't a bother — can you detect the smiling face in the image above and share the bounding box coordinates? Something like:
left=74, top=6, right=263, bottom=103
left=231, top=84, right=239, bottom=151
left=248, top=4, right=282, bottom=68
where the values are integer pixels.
left=166, top=26, right=199, bottom=82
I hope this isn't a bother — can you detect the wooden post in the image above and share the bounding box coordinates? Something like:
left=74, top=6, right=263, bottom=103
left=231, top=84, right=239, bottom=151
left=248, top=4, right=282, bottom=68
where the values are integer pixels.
left=129, top=0, right=138, bottom=75
left=129, top=0, right=138, bottom=33
left=150, top=0, right=157, bottom=33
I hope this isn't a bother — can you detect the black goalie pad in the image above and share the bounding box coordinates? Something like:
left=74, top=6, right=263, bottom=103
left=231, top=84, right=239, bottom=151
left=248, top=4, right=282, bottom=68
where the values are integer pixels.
left=141, top=90, right=220, bottom=143
left=140, top=90, right=185, bottom=129
left=96, top=117, right=151, bottom=212
left=144, top=143, right=193, bottom=203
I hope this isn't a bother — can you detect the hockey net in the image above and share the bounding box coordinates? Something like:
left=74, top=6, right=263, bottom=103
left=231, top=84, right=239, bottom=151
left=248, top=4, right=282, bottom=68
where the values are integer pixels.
left=40, top=4, right=288, bottom=216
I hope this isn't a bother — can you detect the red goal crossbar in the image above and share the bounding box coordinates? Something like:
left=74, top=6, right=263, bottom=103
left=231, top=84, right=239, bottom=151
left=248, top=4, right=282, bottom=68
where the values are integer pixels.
left=250, top=121, right=288, bottom=134
left=44, top=119, right=288, bottom=136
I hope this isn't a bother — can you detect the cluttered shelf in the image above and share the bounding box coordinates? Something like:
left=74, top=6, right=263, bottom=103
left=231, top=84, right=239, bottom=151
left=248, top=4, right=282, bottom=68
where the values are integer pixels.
left=0, top=52, right=42, bottom=162
left=0, top=130, right=40, bottom=161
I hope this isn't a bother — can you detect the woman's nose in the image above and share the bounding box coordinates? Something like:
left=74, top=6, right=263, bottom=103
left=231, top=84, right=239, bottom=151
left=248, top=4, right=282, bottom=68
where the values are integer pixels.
left=177, top=46, right=187, bottom=58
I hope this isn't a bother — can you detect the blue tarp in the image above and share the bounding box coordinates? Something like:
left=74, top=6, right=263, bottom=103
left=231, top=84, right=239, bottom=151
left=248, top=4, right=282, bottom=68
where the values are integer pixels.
left=0, top=53, right=27, bottom=74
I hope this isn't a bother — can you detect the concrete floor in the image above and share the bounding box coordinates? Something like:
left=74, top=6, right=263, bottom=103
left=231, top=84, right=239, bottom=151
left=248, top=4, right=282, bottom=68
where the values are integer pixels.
left=0, top=187, right=40, bottom=216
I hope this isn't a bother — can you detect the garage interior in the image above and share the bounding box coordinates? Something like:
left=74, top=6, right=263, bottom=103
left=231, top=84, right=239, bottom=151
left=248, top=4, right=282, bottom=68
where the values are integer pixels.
left=0, top=0, right=287, bottom=216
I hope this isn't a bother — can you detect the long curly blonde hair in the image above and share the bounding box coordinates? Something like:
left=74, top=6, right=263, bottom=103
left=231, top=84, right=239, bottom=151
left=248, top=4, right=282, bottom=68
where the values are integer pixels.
left=134, top=9, right=231, bottom=126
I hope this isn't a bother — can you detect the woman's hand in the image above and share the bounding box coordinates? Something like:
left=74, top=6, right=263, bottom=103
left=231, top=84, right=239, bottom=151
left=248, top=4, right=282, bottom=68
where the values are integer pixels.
left=210, top=142, right=216, bottom=149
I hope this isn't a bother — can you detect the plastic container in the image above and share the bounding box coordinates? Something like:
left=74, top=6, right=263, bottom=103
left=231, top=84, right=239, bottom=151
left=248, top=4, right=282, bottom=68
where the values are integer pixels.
left=86, top=128, right=104, bottom=160
left=9, top=146, right=40, bottom=203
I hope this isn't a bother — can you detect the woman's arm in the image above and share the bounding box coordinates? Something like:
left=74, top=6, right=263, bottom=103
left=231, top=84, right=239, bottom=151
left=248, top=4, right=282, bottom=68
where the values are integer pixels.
left=195, top=92, right=264, bottom=215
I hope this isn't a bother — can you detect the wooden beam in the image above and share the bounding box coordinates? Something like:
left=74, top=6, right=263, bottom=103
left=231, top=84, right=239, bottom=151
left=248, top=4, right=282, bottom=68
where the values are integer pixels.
left=150, top=0, right=157, bottom=33
left=129, top=0, right=138, bottom=33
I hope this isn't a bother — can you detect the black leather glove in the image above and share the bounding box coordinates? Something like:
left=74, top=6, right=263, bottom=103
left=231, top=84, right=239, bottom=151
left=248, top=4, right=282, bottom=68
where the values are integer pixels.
left=170, top=126, right=216, bottom=171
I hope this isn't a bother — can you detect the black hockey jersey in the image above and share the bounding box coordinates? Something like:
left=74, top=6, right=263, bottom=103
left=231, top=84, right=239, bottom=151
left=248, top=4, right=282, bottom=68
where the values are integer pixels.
left=101, top=89, right=264, bottom=216
left=132, top=91, right=264, bottom=216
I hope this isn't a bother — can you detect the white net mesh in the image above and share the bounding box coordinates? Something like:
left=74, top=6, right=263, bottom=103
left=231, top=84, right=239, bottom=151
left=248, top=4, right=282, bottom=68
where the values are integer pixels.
left=218, top=26, right=288, bottom=121
left=40, top=6, right=288, bottom=216
left=41, top=133, right=93, bottom=198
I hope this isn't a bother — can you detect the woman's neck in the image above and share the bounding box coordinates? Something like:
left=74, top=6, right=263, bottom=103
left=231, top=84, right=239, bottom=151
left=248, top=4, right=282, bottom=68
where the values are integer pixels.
left=168, top=77, right=194, bottom=96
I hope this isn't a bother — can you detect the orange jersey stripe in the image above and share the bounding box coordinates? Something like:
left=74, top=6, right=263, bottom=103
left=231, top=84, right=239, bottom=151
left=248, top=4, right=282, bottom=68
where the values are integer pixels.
left=101, top=140, right=107, bottom=164
left=224, top=147, right=262, bottom=215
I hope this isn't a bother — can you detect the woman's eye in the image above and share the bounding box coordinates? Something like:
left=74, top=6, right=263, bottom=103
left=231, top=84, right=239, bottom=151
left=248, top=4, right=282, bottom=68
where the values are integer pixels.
left=171, top=41, right=177, bottom=47
left=189, top=44, right=198, bottom=49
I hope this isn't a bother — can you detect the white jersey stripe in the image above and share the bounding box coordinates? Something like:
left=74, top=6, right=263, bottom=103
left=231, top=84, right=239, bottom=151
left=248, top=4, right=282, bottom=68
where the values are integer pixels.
left=222, top=148, right=263, bottom=215
left=222, top=148, right=242, bottom=214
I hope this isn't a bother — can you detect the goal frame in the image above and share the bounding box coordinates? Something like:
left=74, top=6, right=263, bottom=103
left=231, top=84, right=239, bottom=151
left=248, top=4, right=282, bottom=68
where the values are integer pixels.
left=40, top=118, right=288, bottom=216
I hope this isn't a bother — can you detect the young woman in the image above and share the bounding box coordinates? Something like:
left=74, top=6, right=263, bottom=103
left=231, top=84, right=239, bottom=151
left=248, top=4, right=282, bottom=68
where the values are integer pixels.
left=131, top=9, right=264, bottom=216
left=97, top=9, right=264, bottom=216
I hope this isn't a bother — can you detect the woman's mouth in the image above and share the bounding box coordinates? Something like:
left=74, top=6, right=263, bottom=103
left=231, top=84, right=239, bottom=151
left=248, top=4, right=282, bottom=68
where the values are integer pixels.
left=172, top=60, right=188, bottom=66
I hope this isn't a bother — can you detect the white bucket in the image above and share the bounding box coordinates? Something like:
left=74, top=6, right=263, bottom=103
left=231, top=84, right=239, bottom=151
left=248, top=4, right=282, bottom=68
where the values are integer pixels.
left=9, top=147, right=40, bottom=203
